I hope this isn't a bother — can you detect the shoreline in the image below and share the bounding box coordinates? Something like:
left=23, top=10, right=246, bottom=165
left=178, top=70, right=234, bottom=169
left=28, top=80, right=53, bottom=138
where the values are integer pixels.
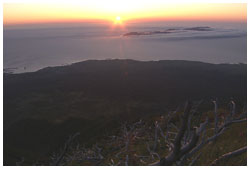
left=3, top=59, right=247, bottom=74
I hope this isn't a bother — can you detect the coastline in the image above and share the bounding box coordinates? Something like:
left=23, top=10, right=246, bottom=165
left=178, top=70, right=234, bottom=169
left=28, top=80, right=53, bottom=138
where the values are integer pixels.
left=3, top=59, right=247, bottom=74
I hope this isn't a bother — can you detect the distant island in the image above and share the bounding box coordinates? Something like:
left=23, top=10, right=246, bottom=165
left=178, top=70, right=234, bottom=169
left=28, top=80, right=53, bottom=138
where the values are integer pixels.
left=123, top=26, right=213, bottom=36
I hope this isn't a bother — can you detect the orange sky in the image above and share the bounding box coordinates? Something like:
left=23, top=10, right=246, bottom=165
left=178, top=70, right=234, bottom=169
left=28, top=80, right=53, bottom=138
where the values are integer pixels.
left=3, top=3, right=247, bottom=25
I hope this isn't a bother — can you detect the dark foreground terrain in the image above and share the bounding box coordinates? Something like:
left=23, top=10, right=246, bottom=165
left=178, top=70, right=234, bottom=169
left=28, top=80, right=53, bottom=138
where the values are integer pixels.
left=3, top=59, right=247, bottom=165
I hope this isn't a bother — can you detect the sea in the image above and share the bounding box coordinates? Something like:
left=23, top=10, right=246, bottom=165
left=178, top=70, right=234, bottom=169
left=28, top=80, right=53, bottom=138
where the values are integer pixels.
left=3, top=21, right=247, bottom=73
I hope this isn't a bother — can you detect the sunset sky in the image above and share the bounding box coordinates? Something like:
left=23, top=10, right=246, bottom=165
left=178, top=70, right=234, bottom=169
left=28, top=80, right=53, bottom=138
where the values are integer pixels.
left=3, top=2, right=247, bottom=25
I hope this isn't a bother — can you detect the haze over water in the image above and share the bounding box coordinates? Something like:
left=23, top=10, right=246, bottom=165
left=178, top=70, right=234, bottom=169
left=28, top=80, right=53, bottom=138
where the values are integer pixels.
left=3, top=21, right=247, bottom=73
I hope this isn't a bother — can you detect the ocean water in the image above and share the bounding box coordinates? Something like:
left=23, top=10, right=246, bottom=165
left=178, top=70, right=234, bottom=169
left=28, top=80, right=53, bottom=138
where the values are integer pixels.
left=3, top=21, right=247, bottom=73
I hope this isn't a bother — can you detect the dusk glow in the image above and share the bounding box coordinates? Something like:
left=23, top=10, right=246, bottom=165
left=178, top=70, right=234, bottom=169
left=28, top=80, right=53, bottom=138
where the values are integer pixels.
left=3, top=3, right=247, bottom=25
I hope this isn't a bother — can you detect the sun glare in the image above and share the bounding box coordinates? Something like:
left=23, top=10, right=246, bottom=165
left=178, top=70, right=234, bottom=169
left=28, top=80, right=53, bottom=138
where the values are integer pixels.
left=114, top=16, right=123, bottom=25
left=116, top=16, right=121, bottom=21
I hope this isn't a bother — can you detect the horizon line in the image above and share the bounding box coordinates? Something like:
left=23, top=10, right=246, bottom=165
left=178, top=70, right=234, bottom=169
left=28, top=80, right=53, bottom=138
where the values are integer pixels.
left=4, top=18, right=247, bottom=27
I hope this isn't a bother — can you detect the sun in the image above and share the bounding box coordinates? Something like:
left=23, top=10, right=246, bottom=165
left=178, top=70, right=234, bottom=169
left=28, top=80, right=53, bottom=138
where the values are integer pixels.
left=111, top=16, right=126, bottom=29
left=116, top=16, right=121, bottom=21
left=113, top=16, right=123, bottom=26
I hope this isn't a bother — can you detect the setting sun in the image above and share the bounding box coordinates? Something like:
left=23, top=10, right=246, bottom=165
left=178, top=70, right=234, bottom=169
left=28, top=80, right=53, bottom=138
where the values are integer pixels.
left=113, top=16, right=123, bottom=26
left=116, top=16, right=121, bottom=21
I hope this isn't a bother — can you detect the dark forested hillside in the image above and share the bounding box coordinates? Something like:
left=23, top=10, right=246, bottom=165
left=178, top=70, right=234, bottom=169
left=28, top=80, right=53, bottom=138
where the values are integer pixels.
left=3, top=60, right=247, bottom=165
